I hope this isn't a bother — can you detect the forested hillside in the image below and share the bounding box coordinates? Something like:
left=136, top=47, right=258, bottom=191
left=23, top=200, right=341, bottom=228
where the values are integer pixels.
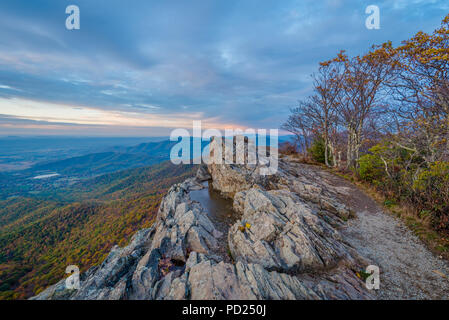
left=0, top=161, right=196, bottom=299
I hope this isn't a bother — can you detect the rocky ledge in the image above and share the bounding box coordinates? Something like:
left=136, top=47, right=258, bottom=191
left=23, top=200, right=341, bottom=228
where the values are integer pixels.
left=32, top=138, right=374, bottom=300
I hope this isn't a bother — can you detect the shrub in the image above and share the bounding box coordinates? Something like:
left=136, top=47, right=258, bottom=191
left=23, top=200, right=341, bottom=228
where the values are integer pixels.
left=413, top=161, right=449, bottom=231
left=356, top=140, right=449, bottom=231
left=357, top=153, right=385, bottom=184
left=308, top=136, right=326, bottom=164
left=279, top=141, right=297, bottom=155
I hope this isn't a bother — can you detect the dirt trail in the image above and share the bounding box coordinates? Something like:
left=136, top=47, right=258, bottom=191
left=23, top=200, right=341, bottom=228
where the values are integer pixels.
left=310, top=166, right=449, bottom=300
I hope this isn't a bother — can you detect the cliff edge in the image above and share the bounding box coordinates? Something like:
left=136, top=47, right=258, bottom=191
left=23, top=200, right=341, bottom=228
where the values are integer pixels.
left=32, top=138, right=374, bottom=300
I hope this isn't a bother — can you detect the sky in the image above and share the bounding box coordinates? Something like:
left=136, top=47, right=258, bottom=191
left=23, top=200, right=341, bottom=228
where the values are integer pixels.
left=0, top=0, right=448, bottom=136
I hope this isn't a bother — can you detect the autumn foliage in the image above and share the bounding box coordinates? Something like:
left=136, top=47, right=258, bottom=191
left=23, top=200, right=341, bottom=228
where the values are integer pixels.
left=0, top=162, right=196, bottom=299
left=283, top=15, right=449, bottom=231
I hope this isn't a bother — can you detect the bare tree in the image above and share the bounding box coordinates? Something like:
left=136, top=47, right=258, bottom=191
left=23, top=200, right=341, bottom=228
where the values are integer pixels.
left=390, top=18, right=449, bottom=167
left=336, top=44, right=397, bottom=169
left=282, top=60, right=345, bottom=166
left=281, top=102, right=314, bottom=156
left=309, top=60, right=344, bottom=166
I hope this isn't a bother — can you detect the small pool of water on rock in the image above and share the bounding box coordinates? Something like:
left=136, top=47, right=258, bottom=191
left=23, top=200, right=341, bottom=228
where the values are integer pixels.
left=189, top=181, right=240, bottom=239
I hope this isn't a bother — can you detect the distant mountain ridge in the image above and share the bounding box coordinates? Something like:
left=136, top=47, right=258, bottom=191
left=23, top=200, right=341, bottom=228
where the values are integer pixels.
left=19, top=135, right=295, bottom=177
left=0, top=136, right=166, bottom=172
left=27, top=140, right=179, bottom=177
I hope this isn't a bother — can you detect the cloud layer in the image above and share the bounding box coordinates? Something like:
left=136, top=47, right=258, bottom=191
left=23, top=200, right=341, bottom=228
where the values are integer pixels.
left=0, top=0, right=448, bottom=135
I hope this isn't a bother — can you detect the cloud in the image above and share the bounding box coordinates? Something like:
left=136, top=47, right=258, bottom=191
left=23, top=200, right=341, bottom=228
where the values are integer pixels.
left=0, top=84, right=22, bottom=91
left=0, top=0, right=447, bottom=135
left=0, top=97, right=246, bottom=130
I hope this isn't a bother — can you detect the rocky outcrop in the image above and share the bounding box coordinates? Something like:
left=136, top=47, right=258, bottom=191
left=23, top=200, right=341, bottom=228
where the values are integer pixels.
left=33, top=137, right=374, bottom=300
left=229, top=188, right=354, bottom=273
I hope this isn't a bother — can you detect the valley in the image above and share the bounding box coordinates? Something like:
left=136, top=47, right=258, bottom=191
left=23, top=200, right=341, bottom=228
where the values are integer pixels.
left=0, top=137, right=198, bottom=299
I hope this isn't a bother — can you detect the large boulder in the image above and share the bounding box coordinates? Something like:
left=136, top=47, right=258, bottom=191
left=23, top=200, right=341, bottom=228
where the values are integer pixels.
left=228, top=188, right=354, bottom=273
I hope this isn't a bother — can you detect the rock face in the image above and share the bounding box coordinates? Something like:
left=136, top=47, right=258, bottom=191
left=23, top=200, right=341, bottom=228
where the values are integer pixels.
left=229, top=188, right=352, bottom=273
left=32, top=137, right=373, bottom=300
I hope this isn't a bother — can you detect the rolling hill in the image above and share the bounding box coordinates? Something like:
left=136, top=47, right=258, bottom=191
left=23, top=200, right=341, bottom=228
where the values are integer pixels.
left=0, top=161, right=196, bottom=299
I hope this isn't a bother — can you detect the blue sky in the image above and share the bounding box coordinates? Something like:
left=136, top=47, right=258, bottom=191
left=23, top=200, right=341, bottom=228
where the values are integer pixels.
left=0, top=0, right=448, bottom=136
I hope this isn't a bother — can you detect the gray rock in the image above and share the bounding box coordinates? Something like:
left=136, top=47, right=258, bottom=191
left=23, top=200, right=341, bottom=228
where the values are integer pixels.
left=196, top=164, right=211, bottom=181
left=32, top=138, right=372, bottom=300
left=228, top=188, right=353, bottom=273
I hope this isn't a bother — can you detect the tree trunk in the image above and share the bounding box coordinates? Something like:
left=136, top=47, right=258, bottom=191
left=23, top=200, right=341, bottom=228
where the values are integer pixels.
left=324, top=134, right=329, bottom=167
left=328, top=142, right=337, bottom=167
left=346, top=128, right=354, bottom=170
